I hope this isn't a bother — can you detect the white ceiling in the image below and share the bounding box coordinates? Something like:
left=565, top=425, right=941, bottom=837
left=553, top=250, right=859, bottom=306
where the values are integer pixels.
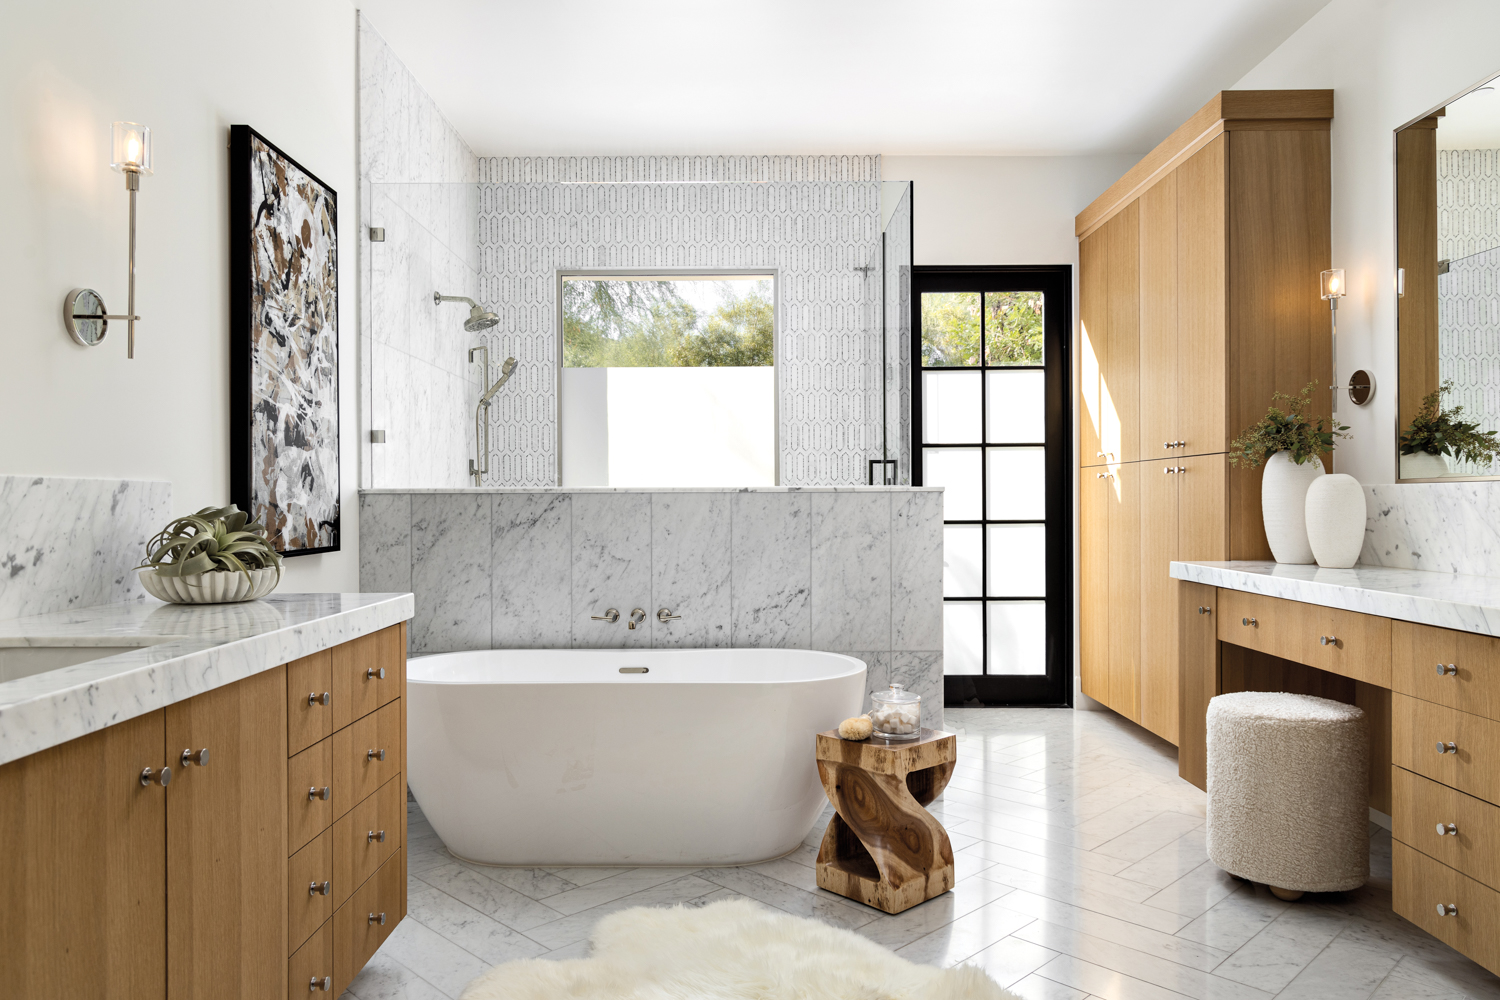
left=1438, top=80, right=1500, bottom=150
left=356, top=0, right=1333, bottom=158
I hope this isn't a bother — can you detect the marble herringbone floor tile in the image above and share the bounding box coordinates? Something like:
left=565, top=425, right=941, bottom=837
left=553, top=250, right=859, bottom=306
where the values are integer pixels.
left=343, top=708, right=1500, bottom=999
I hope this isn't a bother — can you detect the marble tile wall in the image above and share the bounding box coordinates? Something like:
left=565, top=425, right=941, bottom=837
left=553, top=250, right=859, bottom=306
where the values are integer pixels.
left=1362, top=481, right=1500, bottom=576
left=360, top=487, right=944, bottom=721
left=0, top=476, right=171, bottom=621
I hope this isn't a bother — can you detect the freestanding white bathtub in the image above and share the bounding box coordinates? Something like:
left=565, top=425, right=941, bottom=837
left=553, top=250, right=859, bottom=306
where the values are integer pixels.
left=407, top=647, right=865, bottom=866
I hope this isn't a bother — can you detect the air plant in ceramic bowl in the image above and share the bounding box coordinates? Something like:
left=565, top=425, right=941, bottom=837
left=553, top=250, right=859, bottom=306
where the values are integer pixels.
left=137, top=505, right=283, bottom=604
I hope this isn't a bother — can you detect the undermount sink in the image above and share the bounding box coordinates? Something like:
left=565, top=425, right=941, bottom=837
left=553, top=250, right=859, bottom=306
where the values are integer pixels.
left=0, top=638, right=176, bottom=684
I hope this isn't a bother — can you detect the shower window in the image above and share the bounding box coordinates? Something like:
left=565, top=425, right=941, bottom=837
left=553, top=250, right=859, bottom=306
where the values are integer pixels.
left=558, top=271, right=777, bottom=487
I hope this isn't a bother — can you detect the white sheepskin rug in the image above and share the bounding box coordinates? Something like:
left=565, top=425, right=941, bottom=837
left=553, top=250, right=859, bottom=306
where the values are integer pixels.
left=460, top=898, right=1018, bottom=1000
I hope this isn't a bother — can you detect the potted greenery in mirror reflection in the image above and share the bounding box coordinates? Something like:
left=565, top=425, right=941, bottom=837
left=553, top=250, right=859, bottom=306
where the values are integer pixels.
left=1400, top=380, right=1500, bottom=478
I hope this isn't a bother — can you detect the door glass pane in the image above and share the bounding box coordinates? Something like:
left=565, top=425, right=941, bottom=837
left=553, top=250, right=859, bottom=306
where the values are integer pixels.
left=944, top=602, right=984, bottom=674
left=984, top=291, right=1044, bottom=365
left=986, top=447, right=1045, bottom=519
left=986, top=370, right=1045, bottom=443
left=925, top=448, right=981, bottom=519
left=920, top=292, right=980, bottom=366
left=987, top=601, right=1046, bottom=675
left=923, top=370, right=981, bottom=443
left=943, top=525, right=983, bottom=597
left=987, top=524, right=1046, bottom=597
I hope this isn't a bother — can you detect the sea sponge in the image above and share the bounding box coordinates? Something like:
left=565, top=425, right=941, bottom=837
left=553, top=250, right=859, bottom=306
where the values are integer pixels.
left=838, top=715, right=873, bottom=740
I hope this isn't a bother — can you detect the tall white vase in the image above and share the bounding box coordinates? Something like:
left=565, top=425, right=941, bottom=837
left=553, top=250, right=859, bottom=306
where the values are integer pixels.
left=1305, top=474, right=1365, bottom=569
left=1261, top=451, right=1325, bottom=564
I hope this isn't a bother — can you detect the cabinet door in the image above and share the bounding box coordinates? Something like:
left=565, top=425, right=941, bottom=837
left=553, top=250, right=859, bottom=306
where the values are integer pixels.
left=1178, top=453, right=1228, bottom=562
left=0, top=711, right=168, bottom=1000
left=1079, top=468, right=1110, bottom=704
left=1079, top=228, right=1106, bottom=467
left=1139, top=172, right=1179, bottom=461
left=1107, top=461, right=1142, bottom=721
left=166, top=667, right=288, bottom=1000
left=1140, top=460, right=1179, bottom=743
left=1178, top=582, right=1219, bottom=791
left=1177, top=134, right=1227, bottom=457
left=1100, top=203, right=1141, bottom=465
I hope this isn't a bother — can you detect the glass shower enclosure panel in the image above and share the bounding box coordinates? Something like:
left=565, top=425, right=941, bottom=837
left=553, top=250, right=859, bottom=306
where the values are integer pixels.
left=882, top=181, right=913, bottom=484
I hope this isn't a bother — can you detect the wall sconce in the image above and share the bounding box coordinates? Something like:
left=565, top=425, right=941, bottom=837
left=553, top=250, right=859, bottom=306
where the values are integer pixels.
left=1320, top=269, right=1346, bottom=414
left=63, top=121, right=151, bottom=358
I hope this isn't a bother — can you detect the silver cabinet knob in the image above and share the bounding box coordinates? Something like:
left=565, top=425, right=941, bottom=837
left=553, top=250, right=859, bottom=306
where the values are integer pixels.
left=1437, top=742, right=1459, bottom=755
left=1319, top=636, right=1337, bottom=646
left=309, top=785, right=331, bottom=801
left=368, top=829, right=386, bottom=844
left=591, top=608, right=620, bottom=623
left=1197, top=606, right=1212, bottom=615
left=657, top=607, right=681, bottom=622
left=1164, top=466, right=1176, bottom=474
left=1437, top=823, right=1458, bottom=836
left=1242, top=617, right=1257, bottom=627
left=1096, top=472, right=1106, bottom=479
left=180, top=747, right=209, bottom=768
left=310, top=975, right=331, bottom=992
left=368, top=911, right=387, bottom=926
left=139, top=766, right=172, bottom=787
left=366, top=666, right=386, bottom=680
left=309, top=880, right=331, bottom=896
left=367, top=748, right=386, bottom=762
left=1437, top=663, right=1459, bottom=676
left=1437, top=903, right=1459, bottom=917
left=309, top=691, right=330, bottom=706
left=1162, top=441, right=1173, bottom=449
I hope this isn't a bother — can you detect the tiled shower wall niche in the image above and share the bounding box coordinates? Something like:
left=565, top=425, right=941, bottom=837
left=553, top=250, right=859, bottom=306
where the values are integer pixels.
left=359, top=487, right=944, bottom=722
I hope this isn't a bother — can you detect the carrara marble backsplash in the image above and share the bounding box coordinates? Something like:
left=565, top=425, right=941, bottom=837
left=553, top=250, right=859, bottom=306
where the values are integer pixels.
left=0, top=475, right=171, bottom=621
left=360, top=486, right=943, bottom=720
left=1363, top=482, right=1500, bottom=576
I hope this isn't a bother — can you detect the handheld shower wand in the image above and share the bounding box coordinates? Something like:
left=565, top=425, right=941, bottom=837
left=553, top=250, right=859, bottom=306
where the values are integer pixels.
left=467, top=349, right=519, bottom=486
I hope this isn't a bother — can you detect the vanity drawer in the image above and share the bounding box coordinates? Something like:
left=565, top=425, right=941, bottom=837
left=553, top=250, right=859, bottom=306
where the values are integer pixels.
left=288, top=737, right=335, bottom=854
left=1316, top=607, right=1392, bottom=686
left=1393, top=766, right=1500, bottom=890
left=332, top=774, right=403, bottom=907
left=288, top=919, right=333, bottom=999
left=1215, top=590, right=1390, bottom=684
left=1393, top=693, right=1500, bottom=805
left=288, top=828, right=333, bottom=955
left=333, top=700, right=402, bottom=818
left=287, top=649, right=334, bottom=757
left=1394, top=621, right=1500, bottom=722
left=333, top=848, right=403, bottom=996
left=1393, top=841, right=1500, bottom=976
left=1217, top=590, right=1309, bottom=659
left=331, top=626, right=403, bottom=731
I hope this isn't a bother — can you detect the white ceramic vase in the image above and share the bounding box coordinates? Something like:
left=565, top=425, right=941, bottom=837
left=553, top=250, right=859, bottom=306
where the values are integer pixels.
left=1261, top=450, right=1325, bottom=564
left=1400, top=451, right=1450, bottom=479
left=1304, top=474, right=1365, bottom=569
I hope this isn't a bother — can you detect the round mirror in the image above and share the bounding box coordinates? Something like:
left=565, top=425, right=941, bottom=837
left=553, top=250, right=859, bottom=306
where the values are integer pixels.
left=63, top=287, right=108, bottom=347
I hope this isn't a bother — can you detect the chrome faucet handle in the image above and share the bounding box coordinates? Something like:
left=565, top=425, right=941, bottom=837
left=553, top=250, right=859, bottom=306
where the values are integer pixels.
left=627, top=608, right=647, bottom=630
left=657, top=608, right=681, bottom=623
left=591, top=608, right=620, bottom=623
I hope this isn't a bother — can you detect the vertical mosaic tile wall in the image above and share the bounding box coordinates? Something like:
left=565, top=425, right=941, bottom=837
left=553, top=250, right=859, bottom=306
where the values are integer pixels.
left=1437, top=149, right=1500, bottom=475
left=473, top=156, right=885, bottom=487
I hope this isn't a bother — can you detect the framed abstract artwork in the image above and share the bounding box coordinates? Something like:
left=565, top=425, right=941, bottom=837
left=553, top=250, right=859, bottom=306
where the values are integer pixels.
left=229, top=124, right=340, bottom=556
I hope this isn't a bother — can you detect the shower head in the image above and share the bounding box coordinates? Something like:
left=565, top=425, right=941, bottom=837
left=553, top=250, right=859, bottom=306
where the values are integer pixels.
left=434, top=292, right=500, bottom=332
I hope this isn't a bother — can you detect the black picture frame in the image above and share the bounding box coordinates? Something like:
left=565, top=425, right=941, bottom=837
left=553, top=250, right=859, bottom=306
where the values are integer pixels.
left=229, top=124, right=340, bottom=557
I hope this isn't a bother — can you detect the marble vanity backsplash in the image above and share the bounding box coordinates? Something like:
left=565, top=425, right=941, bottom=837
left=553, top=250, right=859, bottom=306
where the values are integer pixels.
left=1363, top=482, right=1500, bottom=576
left=0, top=476, right=171, bottom=621
left=360, top=487, right=944, bottom=720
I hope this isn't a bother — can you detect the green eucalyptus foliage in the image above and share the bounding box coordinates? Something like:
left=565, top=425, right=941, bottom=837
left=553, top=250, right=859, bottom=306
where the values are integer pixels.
left=138, top=505, right=283, bottom=585
left=1401, top=380, right=1500, bottom=465
left=1228, top=380, right=1349, bottom=468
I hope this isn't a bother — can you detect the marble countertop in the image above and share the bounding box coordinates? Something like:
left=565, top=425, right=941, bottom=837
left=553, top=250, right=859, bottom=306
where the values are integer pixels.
left=1170, top=561, right=1500, bottom=637
left=0, top=592, right=414, bottom=767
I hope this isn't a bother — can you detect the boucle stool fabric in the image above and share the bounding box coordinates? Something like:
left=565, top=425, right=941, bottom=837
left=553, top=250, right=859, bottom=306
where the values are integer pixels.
left=1206, top=691, right=1369, bottom=893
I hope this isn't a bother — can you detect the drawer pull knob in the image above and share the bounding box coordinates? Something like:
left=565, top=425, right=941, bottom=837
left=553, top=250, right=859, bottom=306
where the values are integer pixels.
left=1242, top=617, right=1257, bottom=627
left=1319, top=635, right=1337, bottom=646
left=309, top=785, right=331, bottom=801
left=179, top=747, right=210, bottom=768
left=309, top=691, right=331, bottom=706
left=366, top=666, right=386, bottom=680
left=310, top=975, right=331, bottom=992
left=1198, top=606, right=1212, bottom=615
left=1437, top=903, right=1459, bottom=917
left=1437, top=663, right=1459, bottom=676
left=368, top=829, right=387, bottom=844
left=139, top=766, right=171, bottom=787
left=1437, top=742, right=1459, bottom=755
left=1437, top=823, right=1459, bottom=837
left=369, top=911, right=387, bottom=926
left=309, top=880, right=331, bottom=896
left=368, top=748, right=386, bottom=762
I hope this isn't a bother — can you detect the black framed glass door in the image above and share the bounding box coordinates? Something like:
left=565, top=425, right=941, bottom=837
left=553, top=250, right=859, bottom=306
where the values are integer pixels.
left=912, top=266, right=1072, bottom=706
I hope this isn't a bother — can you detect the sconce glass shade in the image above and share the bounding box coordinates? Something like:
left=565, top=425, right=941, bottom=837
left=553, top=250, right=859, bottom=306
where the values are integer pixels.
left=111, top=122, right=152, bottom=175
left=1320, top=268, right=1346, bottom=300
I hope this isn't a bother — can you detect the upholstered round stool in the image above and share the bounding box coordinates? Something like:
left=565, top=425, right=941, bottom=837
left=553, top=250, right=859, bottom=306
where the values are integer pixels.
left=1206, top=691, right=1369, bottom=900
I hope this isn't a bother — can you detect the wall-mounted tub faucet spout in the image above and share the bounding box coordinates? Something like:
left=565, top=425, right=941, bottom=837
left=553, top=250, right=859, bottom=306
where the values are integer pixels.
left=628, top=609, right=647, bottom=630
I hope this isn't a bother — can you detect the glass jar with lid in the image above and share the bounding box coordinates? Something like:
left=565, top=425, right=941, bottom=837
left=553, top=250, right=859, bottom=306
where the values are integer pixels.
left=869, top=683, right=921, bottom=740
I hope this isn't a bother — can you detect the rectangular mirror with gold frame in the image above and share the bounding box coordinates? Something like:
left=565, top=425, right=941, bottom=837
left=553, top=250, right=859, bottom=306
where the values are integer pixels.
left=1396, top=73, right=1500, bottom=481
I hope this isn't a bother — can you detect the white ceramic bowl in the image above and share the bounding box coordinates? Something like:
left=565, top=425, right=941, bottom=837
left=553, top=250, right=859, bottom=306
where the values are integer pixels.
left=139, top=566, right=279, bottom=604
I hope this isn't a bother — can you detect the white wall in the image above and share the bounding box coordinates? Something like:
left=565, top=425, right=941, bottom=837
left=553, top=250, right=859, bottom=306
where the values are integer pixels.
left=0, top=0, right=360, bottom=592
left=1232, top=0, right=1500, bottom=484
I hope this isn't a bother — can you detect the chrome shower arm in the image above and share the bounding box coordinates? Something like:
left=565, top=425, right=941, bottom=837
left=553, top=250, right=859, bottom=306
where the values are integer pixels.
left=439, top=293, right=481, bottom=309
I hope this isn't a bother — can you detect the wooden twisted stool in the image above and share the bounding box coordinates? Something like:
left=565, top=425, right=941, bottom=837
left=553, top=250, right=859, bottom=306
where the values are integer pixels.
left=814, top=728, right=956, bottom=914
